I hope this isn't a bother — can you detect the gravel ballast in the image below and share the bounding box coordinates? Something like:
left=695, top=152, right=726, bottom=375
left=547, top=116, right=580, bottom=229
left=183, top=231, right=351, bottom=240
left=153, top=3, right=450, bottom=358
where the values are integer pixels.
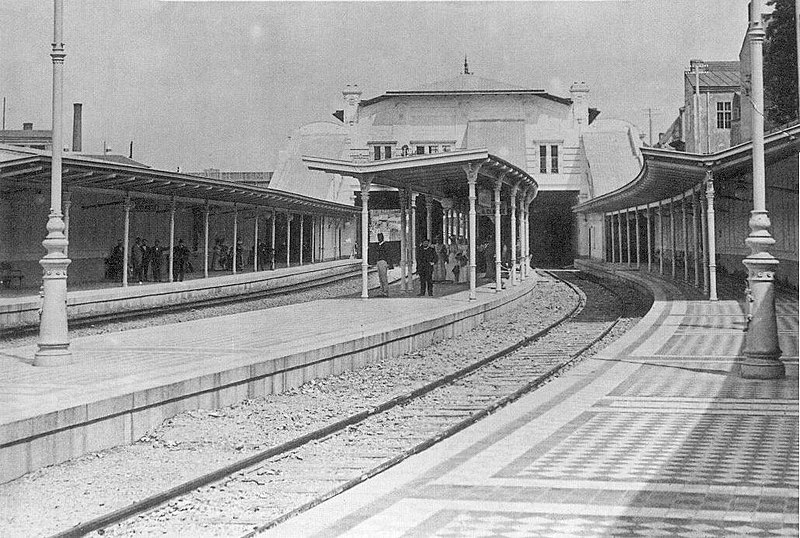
left=0, top=274, right=651, bottom=537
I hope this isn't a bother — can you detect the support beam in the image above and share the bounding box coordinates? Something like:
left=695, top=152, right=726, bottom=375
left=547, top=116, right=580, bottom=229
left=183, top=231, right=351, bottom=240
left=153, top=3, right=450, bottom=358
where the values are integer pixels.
left=122, top=196, right=132, bottom=287
left=635, top=208, right=641, bottom=269
left=646, top=205, right=652, bottom=271
left=625, top=209, right=632, bottom=266
left=399, top=189, right=408, bottom=292
left=494, top=179, right=502, bottom=292
left=464, top=164, right=479, bottom=301
left=168, top=198, right=175, bottom=282
left=299, top=213, right=304, bottom=266
left=610, top=213, right=617, bottom=263
left=253, top=209, right=259, bottom=271
left=670, top=198, right=676, bottom=279
left=692, top=190, right=700, bottom=286
left=700, top=187, right=710, bottom=294
left=203, top=202, right=210, bottom=278
left=425, top=196, right=432, bottom=243
left=286, top=212, right=292, bottom=268
left=359, top=177, right=372, bottom=299
left=617, top=211, right=623, bottom=264
left=270, top=208, right=276, bottom=270
left=658, top=201, right=664, bottom=275
left=510, top=183, right=519, bottom=285
left=682, top=194, right=689, bottom=282
left=705, top=172, right=718, bottom=301
left=232, top=204, right=238, bottom=274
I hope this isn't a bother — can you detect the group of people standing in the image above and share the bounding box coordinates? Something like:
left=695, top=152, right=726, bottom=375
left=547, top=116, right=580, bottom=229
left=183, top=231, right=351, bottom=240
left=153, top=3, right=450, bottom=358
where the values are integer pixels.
left=105, top=237, right=191, bottom=283
left=373, top=234, right=471, bottom=298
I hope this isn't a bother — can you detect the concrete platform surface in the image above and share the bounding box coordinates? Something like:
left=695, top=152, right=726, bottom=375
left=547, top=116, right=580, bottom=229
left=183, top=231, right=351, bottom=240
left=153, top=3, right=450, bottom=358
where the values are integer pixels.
left=267, top=267, right=799, bottom=538
left=0, top=272, right=539, bottom=483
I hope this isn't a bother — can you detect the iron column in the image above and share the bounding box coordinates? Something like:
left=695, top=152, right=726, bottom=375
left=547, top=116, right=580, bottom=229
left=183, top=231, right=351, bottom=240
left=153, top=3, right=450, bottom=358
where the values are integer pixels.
left=740, top=2, right=784, bottom=378
left=36, top=0, right=72, bottom=366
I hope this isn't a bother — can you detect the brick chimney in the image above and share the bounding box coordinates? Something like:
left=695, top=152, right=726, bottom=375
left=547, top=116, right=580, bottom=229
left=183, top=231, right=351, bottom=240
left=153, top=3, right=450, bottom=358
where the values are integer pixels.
left=72, top=103, right=82, bottom=152
left=569, top=81, right=590, bottom=131
left=342, top=85, right=362, bottom=126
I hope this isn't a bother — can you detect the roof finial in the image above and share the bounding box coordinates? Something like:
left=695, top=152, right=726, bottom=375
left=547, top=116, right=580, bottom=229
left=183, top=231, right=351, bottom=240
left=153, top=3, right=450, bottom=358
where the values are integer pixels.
left=463, top=55, right=471, bottom=75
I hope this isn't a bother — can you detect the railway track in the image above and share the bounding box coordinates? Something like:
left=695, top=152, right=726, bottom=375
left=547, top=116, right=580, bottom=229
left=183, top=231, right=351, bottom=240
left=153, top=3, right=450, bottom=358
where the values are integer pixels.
left=53, top=270, right=650, bottom=538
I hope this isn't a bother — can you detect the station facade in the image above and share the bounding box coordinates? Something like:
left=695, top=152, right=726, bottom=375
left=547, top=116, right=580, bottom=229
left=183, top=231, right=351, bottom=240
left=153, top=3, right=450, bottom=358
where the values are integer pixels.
left=315, top=68, right=646, bottom=268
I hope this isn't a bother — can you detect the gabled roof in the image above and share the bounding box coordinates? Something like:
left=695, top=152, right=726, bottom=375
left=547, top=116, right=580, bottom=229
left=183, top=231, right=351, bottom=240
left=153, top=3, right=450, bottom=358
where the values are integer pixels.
left=686, top=61, right=741, bottom=90
left=403, top=75, right=533, bottom=93
left=78, top=154, right=150, bottom=168
left=359, top=75, right=585, bottom=112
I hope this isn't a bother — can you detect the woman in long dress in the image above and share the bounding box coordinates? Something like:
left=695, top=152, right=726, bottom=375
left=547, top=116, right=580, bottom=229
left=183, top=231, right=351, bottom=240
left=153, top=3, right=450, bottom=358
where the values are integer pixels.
left=433, top=237, right=447, bottom=282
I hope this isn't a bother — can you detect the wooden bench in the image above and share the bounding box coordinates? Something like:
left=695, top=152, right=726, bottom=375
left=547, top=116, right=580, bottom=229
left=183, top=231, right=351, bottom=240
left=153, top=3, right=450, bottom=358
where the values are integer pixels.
left=0, top=263, right=24, bottom=288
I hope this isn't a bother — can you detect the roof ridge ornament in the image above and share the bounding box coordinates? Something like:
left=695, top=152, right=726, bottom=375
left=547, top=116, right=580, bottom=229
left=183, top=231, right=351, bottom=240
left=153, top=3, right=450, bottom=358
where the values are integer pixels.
left=463, top=55, right=471, bottom=75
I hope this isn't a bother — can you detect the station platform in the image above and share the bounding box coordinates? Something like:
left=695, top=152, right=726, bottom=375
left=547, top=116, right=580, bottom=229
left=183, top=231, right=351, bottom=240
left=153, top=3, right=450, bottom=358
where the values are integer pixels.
left=0, top=258, right=360, bottom=331
left=268, top=262, right=799, bottom=537
left=0, top=271, right=540, bottom=483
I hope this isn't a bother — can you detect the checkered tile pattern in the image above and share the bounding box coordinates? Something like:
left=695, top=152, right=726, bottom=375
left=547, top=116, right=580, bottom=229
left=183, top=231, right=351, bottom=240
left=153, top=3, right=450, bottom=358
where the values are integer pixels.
left=427, top=511, right=799, bottom=537
left=611, top=365, right=800, bottom=400
left=507, top=413, right=798, bottom=486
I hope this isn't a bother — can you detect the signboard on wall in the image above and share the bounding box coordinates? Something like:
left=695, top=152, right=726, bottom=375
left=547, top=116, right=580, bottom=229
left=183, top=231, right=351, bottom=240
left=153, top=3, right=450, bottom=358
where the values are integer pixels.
left=369, top=209, right=402, bottom=242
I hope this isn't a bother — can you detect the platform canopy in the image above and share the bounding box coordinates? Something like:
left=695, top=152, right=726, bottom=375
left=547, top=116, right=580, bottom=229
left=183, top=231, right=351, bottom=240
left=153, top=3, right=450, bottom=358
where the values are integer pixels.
left=302, top=148, right=538, bottom=198
left=573, top=124, right=800, bottom=214
left=0, top=145, right=356, bottom=216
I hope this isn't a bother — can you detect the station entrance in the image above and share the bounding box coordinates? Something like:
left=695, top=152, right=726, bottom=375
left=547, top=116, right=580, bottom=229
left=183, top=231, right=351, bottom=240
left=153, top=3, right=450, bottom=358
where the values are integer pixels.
left=528, top=191, right=579, bottom=268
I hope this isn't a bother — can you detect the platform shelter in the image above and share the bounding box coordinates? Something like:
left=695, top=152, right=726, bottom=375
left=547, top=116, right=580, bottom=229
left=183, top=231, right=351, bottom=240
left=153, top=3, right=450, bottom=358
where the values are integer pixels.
left=0, top=145, right=357, bottom=290
left=573, top=124, right=800, bottom=297
left=303, top=149, right=539, bottom=300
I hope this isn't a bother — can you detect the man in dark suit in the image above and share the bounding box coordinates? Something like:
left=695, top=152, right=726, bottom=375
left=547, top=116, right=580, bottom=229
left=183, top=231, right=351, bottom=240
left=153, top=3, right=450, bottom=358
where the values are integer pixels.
left=416, top=238, right=437, bottom=296
left=173, top=239, right=190, bottom=282
left=150, top=239, right=166, bottom=282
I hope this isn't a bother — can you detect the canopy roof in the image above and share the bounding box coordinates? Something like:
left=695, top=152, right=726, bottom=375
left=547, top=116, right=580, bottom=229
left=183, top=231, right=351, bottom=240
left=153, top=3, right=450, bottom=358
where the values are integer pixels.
left=573, top=124, right=800, bottom=213
left=0, top=145, right=356, bottom=215
left=302, top=148, right=538, bottom=200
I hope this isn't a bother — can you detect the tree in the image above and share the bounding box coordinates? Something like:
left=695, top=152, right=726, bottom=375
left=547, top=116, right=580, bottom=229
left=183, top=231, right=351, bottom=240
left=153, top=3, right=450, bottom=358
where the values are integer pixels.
left=764, top=0, right=799, bottom=129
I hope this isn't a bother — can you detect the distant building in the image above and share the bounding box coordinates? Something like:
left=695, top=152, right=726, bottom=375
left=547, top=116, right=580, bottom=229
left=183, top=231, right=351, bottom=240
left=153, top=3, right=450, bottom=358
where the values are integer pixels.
left=189, top=169, right=273, bottom=187
left=0, top=122, right=53, bottom=151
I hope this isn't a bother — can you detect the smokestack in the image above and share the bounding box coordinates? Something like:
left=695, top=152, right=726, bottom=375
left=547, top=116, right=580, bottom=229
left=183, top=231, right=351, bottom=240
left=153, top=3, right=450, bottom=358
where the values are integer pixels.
left=129, top=140, right=133, bottom=159
left=72, top=103, right=82, bottom=152
left=23, top=122, right=33, bottom=130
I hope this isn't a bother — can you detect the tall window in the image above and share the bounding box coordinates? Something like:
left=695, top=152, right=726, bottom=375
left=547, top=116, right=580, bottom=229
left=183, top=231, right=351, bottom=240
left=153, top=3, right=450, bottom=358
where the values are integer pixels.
left=415, top=145, right=425, bottom=155
left=371, top=145, right=394, bottom=161
left=550, top=145, right=559, bottom=174
left=539, top=145, right=547, bottom=174
left=716, top=101, right=732, bottom=129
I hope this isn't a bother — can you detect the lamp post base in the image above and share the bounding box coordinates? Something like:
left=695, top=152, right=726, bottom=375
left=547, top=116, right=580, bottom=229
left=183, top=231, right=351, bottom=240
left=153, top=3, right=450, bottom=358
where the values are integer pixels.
left=737, top=355, right=785, bottom=379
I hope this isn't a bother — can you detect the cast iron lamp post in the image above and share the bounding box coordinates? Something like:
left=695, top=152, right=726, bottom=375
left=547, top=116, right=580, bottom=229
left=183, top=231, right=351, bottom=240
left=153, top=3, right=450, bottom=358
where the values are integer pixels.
left=740, top=1, right=784, bottom=379
left=35, top=0, right=72, bottom=366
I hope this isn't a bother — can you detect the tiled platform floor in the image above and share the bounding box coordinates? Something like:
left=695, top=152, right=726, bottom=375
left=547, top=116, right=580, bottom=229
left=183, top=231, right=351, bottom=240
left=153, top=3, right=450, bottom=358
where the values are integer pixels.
left=268, top=271, right=799, bottom=537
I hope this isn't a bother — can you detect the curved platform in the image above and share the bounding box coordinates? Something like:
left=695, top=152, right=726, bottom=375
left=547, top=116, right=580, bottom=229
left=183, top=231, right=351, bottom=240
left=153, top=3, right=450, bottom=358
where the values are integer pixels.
left=266, top=262, right=799, bottom=537
left=0, top=274, right=540, bottom=483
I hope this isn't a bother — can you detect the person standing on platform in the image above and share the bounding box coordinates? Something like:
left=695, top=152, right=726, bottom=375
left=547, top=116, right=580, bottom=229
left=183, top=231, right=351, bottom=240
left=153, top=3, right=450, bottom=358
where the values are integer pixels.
left=131, top=237, right=144, bottom=284
left=151, top=239, right=166, bottom=282
left=173, top=238, right=190, bottom=282
left=416, top=238, right=437, bottom=296
left=375, top=233, right=391, bottom=297
left=141, top=238, right=152, bottom=281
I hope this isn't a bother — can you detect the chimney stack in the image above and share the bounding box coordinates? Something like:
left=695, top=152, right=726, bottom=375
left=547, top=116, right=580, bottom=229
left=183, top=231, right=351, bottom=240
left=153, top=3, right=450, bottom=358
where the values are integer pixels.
left=342, top=85, right=362, bottom=126
left=72, top=103, right=82, bottom=152
left=23, top=122, right=33, bottom=130
left=569, top=81, right=590, bottom=131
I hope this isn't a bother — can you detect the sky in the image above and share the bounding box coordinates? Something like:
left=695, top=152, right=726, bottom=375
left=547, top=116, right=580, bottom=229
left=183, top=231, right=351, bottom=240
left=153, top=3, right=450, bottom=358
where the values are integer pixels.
left=0, top=0, right=756, bottom=172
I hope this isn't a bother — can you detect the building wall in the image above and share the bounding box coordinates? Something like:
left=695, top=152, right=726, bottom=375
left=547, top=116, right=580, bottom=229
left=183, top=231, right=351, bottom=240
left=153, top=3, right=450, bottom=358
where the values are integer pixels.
left=352, top=94, right=586, bottom=193
left=683, top=89, right=737, bottom=153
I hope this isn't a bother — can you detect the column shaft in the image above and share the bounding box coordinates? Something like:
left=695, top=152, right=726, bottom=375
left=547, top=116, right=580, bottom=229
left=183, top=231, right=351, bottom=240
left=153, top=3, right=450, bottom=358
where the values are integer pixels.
left=467, top=169, right=478, bottom=300
left=646, top=206, right=652, bottom=271
left=169, top=200, right=175, bottom=282
left=232, top=204, right=238, bottom=274
left=494, top=183, right=502, bottom=292
left=682, top=195, right=689, bottom=281
left=510, top=186, right=518, bottom=285
left=635, top=208, right=641, bottom=268
left=122, top=198, right=131, bottom=287
left=360, top=180, right=371, bottom=298
left=203, top=203, right=210, bottom=278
